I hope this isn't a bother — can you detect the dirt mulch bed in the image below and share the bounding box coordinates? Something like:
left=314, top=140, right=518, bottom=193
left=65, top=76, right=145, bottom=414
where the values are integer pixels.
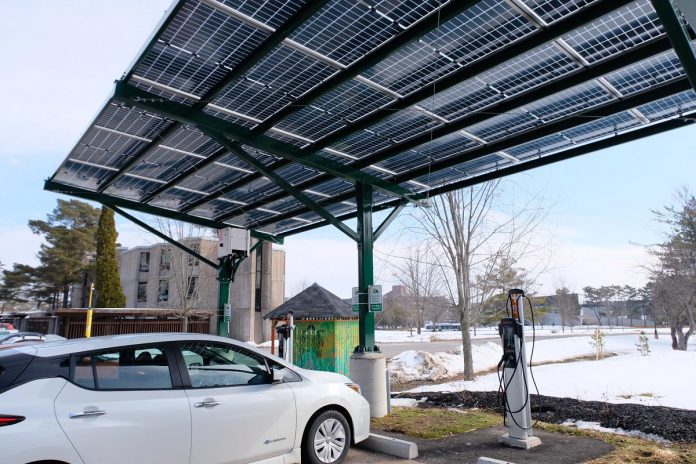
left=395, top=390, right=696, bottom=443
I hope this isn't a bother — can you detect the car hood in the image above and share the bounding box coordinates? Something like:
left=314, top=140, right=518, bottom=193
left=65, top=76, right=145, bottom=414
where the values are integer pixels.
left=294, top=366, right=352, bottom=385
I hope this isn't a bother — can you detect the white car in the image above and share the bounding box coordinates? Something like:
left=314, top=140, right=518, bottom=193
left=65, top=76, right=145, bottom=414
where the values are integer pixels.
left=0, top=333, right=370, bottom=464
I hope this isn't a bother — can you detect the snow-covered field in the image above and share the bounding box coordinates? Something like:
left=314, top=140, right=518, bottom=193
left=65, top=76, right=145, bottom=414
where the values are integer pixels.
left=393, top=333, right=696, bottom=410
left=376, top=326, right=646, bottom=343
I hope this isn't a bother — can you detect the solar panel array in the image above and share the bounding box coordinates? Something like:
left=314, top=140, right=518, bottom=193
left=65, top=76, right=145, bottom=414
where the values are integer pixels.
left=48, top=0, right=696, bottom=239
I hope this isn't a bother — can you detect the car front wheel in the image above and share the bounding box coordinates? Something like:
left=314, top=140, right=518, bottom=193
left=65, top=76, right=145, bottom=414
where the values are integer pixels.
left=303, top=410, right=351, bottom=464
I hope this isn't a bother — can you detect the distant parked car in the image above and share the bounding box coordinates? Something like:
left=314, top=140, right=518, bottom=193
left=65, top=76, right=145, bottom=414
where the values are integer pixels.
left=0, top=323, right=17, bottom=334
left=0, top=333, right=370, bottom=464
left=0, top=332, right=44, bottom=344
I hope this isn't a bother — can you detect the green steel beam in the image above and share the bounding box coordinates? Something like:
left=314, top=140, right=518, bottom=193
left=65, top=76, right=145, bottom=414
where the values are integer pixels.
left=278, top=117, right=695, bottom=238
left=356, top=181, right=376, bottom=352
left=99, top=0, right=332, bottom=199
left=204, top=131, right=359, bottom=241
left=109, top=205, right=219, bottom=270
left=373, top=200, right=407, bottom=241
left=651, top=0, right=696, bottom=91
left=114, top=81, right=425, bottom=205
left=253, top=77, right=691, bottom=227
left=214, top=31, right=674, bottom=223
left=43, top=179, right=284, bottom=245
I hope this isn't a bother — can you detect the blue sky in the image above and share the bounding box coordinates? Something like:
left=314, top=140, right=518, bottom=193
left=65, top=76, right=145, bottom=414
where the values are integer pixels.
left=1, top=0, right=695, bottom=298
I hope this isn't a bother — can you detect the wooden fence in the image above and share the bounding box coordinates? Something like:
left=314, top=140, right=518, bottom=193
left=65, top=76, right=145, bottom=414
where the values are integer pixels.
left=64, top=319, right=211, bottom=339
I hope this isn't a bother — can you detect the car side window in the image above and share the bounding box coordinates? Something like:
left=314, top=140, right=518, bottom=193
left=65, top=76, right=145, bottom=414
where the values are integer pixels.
left=72, top=346, right=172, bottom=390
left=178, top=342, right=270, bottom=388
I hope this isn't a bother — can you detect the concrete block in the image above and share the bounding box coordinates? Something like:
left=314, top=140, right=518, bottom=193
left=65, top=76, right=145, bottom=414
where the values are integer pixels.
left=498, top=433, right=542, bottom=449
left=477, top=458, right=516, bottom=464
left=358, top=433, right=418, bottom=460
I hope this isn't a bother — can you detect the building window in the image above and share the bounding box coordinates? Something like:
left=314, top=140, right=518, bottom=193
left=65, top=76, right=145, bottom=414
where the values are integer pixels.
left=188, top=244, right=200, bottom=267
left=158, top=279, right=169, bottom=303
left=139, top=252, right=150, bottom=272
left=137, top=282, right=147, bottom=302
left=159, top=251, right=171, bottom=272
left=255, top=247, right=262, bottom=312
left=186, top=276, right=198, bottom=300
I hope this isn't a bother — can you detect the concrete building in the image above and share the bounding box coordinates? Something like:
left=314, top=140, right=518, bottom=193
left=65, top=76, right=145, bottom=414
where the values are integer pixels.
left=117, top=238, right=285, bottom=343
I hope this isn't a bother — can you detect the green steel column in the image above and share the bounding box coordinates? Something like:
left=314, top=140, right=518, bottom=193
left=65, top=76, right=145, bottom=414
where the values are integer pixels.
left=217, top=256, right=233, bottom=337
left=356, top=181, right=376, bottom=351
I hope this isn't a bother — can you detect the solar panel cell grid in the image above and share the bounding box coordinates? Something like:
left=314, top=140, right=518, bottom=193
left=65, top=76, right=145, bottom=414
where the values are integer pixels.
left=522, top=0, right=597, bottom=24
left=637, top=90, right=696, bottom=121
left=272, top=80, right=396, bottom=140
left=72, top=130, right=151, bottom=170
left=360, top=0, right=536, bottom=95
left=131, top=1, right=270, bottom=98
left=218, top=0, right=308, bottom=30
left=604, top=50, right=685, bottom=96
left=289, top=0, right=400, bottom=66
left=211, top=44, right=340, bottom=121
left=562, top=0, right=663, bottom=64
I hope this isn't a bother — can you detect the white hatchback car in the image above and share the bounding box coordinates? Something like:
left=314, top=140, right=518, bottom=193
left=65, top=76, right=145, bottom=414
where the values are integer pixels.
left=0, top=333, right=370, bottom=464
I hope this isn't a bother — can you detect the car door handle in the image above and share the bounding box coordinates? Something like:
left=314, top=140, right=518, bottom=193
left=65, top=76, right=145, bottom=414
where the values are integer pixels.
left=193, top=400, right=221, bottom=408
left=69, top=410, right=108, bottom=419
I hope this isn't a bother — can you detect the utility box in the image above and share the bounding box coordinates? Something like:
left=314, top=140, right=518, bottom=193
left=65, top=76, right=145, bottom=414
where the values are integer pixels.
left=217, top=228, right=250, bottom=258
left=264, top=283, right=358, bottom=377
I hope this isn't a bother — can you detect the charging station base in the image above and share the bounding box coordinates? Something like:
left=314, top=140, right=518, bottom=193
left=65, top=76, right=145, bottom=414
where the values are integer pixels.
left=498, top=433, right=542, bottom=449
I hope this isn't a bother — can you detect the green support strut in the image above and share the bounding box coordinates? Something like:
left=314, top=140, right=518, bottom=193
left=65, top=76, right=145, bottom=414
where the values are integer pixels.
left=356, top=181, right=377, bottom=352
left=217, top=255, right=233, bottom=337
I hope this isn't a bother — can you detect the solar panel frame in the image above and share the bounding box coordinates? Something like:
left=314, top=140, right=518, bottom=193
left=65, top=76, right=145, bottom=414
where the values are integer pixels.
left=45, top=0, right=696, bottom=239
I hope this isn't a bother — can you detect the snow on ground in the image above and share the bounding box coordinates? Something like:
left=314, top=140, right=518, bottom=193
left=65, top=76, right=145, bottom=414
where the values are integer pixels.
left=402, top=334, right=696, bottom=410
left=376, top=326, right=646, bottom=343
left=561, top=420, right=670, bottom=444
left=389, top=332, right=642, bottom=383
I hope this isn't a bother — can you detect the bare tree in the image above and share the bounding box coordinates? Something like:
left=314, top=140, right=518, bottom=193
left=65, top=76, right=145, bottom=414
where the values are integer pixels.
left=647, top=187, right=696, bottom=350
left=390, top=244, right=443, bottom=334
left=156, top=219, right=217, bottom=331
left=552, top=287, right=580, bottom=332
left=411, top=180, right=547, bottom=380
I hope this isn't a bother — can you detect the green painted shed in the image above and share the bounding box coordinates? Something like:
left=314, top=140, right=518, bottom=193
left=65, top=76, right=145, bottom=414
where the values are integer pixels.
left=264, top=283, right=358, bottom=376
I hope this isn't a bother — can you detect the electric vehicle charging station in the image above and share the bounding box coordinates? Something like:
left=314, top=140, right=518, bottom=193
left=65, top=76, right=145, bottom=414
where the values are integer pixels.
left=274, top=310, right=295, bottom=364
left=498, top=289, right=542, bottom=449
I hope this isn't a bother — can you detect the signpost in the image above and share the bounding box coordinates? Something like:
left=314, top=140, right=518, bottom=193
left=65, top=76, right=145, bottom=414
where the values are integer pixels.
left=368, top=285, right=382, bottom=312
left=351, top=287, right=360, bottom=312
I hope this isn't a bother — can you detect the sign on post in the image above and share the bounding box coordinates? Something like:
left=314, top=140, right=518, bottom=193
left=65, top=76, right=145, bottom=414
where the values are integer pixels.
left=224, top=303, right=232, bottom=322
left=368, top=285, right=383, bottom=312
left=351, top=287, right=360, bottom=312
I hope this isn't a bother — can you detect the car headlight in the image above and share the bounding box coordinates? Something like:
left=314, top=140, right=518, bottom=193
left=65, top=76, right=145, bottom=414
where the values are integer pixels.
left=345, top=382, right=361, bottom=395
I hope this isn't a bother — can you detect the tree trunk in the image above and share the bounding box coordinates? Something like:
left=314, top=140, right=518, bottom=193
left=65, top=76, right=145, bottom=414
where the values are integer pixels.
left=180, top=315, right=189, bottom=332
left=62, top=284, right=70, bottom=308
left=670, top=326, right=678, bottom=349
left=460, top=313, right=474, bottom=380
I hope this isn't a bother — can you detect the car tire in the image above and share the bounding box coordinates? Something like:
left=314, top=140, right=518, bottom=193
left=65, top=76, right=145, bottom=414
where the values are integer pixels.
left=303, top=410, right=351, bottom=464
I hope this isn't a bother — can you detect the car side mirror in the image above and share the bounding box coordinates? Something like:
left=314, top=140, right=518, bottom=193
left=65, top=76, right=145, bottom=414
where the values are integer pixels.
left=272, top=368, right=284, bottom=383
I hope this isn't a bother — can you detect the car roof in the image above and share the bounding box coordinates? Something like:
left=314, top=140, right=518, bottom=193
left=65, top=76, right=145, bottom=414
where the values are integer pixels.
left=21, top=333, right=281, bottom=363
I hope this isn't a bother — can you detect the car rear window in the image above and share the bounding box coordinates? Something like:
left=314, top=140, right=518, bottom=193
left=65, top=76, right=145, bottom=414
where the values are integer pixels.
left=0, top=350, right=34, bottom=391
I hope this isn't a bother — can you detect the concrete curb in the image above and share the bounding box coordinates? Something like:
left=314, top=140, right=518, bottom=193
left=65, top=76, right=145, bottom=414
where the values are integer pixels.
left=358, top=433, right=419, bottom=459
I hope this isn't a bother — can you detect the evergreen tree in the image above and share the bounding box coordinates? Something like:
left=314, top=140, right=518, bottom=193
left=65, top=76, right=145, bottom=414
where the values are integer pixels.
left=95, top=207, right=125, bottom=308
left=28, top=199, right=101, bottom=308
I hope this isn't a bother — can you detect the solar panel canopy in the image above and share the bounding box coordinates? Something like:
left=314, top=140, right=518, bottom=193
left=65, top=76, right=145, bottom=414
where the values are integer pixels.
left=47, top=0, right=696, bottom=241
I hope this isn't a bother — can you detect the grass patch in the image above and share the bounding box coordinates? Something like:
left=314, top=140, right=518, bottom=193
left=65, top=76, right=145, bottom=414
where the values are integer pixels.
left=536, top=422, right=696, bottom=463
left=374, top=407, right=696, bottom=463
left=371, top=407, right=500, bottom=439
